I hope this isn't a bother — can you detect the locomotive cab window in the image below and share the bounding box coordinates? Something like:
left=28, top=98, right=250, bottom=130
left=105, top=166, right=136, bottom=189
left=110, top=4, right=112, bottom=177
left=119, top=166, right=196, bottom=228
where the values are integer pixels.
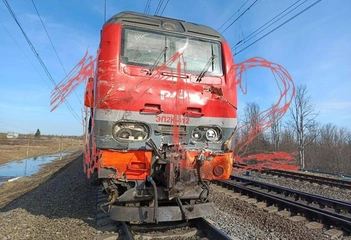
left=121, top=28, right=223, bottom=76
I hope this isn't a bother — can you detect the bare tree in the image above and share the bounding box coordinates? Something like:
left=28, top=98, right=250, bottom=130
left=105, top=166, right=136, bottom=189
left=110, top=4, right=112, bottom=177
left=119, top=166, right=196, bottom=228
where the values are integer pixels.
left=270, top=104, right=281, bottom=151
left=244, top=102, right=260, bottom=135
left=288, top=84, right=319, bottom=168
left=241, top=102, right=270, bottom=154
left=345, top=129, right=351, bottom=173
left=244, top=102, right=260, bottom=151
left=307, top=123, right=351, bottom=174
left=279, top=127, right=296, bottom=154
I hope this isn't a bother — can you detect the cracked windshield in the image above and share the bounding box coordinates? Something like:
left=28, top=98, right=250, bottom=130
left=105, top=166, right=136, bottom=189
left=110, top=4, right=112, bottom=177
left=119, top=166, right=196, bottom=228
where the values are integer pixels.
left=122, top=28, right=222, bottom=75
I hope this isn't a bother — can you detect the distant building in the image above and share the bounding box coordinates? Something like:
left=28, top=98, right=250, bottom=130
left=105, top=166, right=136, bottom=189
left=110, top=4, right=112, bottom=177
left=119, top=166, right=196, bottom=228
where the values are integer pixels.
left=6, top=132, right=19, bottom=139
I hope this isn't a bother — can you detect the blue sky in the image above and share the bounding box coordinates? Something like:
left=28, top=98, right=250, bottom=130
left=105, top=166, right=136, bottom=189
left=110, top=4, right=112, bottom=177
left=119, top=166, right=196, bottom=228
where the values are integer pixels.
left=0, top=0, right=350, bottom=135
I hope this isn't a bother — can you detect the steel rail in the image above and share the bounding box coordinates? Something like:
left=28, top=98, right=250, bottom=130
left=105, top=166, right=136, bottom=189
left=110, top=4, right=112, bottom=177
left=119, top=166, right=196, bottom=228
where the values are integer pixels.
left=262, top=169, right=351, bottom=190
left=196, top=218, right=232, bottom=240
left=300, top=168, right=351, bottom=178
left=216, top=176, right=351, bottom=233
left=122, top=218, right=231, bottom=239
left=119, top=221, right=134, bottom=240
left=229, top=175, right=351, bottom=217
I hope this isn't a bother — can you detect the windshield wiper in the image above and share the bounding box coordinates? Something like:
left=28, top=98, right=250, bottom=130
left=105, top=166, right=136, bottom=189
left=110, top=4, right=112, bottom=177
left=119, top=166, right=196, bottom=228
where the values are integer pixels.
left=196, top=45, right=216, bottom=82
left=196, top=54, right=215, bottom=82
left=147, top=46, right=168, bottom=75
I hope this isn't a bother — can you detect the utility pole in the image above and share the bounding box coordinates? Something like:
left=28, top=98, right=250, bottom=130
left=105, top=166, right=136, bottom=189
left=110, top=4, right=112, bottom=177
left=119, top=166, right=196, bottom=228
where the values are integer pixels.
left=59, top=135, right=63, bottom=160
left=26, top=134, right=30, bottom=155
left=25, top=134, right=30, bottom=176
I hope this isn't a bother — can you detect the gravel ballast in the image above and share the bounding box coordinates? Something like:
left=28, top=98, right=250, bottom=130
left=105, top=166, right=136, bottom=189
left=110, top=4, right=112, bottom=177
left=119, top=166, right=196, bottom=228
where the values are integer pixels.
left=0, top=152, right=98, bottom=240
left=207, top=184, right=331, bottom=240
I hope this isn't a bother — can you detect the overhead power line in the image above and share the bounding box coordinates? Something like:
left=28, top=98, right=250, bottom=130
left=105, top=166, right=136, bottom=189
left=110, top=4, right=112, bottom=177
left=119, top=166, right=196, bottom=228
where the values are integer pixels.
left=2, top=0, right=81, bottom=123
left=234, top=0, right=323, bottom=56
left=0, top=120, right=33, bottom=132
left=154, top=0, right=164, bottom=15
left=30, top=0, right=66, bottom=74
left=159, top=0, right=169, bottom=16
left=144, top=0, right=151, bottom=14
left=233, top=0, right=305, bottom=51
left=104, top=0, right=107, bottom=22
left=217, top=0, right=250, bottom=31
left=0, top=127, right=11, bottom=132
left=0, top=19, right=51, bottom=89
left=221, top=0, right=260, bottom=34
left=30, top=0, right=83, bottom=106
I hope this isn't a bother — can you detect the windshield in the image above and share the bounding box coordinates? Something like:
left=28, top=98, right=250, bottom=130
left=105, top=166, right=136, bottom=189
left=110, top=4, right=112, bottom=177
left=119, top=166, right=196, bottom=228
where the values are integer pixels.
left=121, top=28, right=222, bottom=76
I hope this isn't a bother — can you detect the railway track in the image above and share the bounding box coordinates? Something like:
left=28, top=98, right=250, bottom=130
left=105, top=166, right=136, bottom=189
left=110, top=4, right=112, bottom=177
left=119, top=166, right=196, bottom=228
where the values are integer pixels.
left=96, top=186, right=232, bottom=240
left=117, top=218, right=232, bottom=239
left=260, top=169, right=351, bottom=190
left=215, top=175, right=351, bottom=236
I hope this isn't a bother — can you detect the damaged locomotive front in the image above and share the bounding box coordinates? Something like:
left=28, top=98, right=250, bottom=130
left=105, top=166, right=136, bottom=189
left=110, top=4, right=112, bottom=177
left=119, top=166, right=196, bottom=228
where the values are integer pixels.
left=84, top=11, right=237, bottom=223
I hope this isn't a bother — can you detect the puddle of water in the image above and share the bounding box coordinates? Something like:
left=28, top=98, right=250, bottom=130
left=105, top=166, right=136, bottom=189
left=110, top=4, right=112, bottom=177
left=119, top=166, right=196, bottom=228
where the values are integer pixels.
left=0, top=152, right=69, bottom=185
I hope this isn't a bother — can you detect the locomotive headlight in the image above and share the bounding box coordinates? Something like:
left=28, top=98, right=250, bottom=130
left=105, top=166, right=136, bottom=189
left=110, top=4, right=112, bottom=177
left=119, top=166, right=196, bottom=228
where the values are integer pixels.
left=113, top=122, right=149, bottom=141
left=191, top=126, right=221, bottom=142
left=118, top=129, right=132, bottom=139
left=192, top=130, right=202, bottom=140
left=135, top=132, right=146, bottom=140
left=205, top=128, right=219, bottom=141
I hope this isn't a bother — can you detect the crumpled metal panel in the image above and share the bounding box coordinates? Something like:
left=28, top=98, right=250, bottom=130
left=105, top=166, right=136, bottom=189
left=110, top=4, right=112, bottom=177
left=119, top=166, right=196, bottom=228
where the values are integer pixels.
left=109, top=202, right=215, bottom=222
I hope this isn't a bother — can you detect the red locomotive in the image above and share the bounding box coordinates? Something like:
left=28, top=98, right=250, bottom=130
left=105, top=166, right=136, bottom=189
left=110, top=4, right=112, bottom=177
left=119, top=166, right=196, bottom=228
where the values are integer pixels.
left=84, top=11, right=237, bottom=223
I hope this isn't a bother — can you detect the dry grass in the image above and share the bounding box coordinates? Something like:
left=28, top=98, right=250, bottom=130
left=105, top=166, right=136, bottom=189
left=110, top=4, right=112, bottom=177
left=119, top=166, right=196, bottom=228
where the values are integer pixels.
left=0, top=134, right=82, bottom=165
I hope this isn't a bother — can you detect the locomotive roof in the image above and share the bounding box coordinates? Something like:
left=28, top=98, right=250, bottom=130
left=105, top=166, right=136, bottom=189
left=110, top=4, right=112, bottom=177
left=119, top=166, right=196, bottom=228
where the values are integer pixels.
left=105, top=11, right=226, bottom=41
